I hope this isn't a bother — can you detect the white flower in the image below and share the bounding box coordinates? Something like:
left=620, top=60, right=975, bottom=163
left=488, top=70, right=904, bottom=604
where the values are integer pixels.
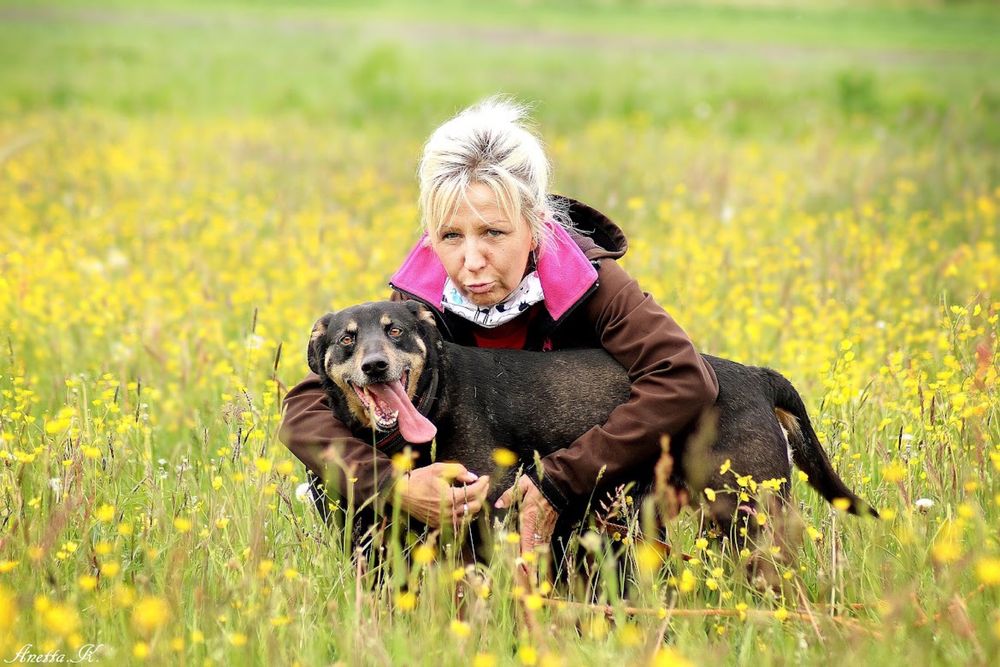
left=48, top=477, right=62, bottom=494
left=915, top=498, right=934, bottom=512
left=900, top=433, right=914, bottom=442
left=294, top=483, right=312, bottom=503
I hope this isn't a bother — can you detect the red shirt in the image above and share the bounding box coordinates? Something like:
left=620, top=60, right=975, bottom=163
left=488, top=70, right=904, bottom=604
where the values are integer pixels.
left=470, top=304, right=540, bottom=349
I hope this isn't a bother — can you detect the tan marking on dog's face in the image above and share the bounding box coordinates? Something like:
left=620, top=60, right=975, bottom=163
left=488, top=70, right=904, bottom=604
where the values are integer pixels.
left=380, top=313, right=392, bottom=327
left=324, top=349, right=373, bottom=427
left=346, top=320, right=358, bottom=334
left=397, top=350, right=425, bottom=399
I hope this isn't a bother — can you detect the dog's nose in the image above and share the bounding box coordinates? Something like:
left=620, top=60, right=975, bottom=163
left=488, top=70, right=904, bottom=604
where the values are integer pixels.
left=361, top=354, right=390, bottom=377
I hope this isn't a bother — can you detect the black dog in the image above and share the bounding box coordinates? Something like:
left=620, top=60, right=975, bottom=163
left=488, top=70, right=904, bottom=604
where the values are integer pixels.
left=306, top=300, right=877, bottom=545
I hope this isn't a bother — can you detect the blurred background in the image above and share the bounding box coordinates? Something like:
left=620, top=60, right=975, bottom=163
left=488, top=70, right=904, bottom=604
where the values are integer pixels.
left=1, top=2, right=998, bottom=663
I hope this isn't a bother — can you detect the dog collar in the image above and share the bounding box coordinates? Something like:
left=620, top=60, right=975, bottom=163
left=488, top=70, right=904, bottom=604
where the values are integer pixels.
left=373, top=366, right=441, bottom=455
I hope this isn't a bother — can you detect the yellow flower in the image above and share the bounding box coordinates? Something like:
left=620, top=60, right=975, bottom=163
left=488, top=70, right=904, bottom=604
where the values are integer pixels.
left=0, top=561, right=18, bottom=573
left=678, top=569, right=696, bottom=593
left=975, top=557, right=1000, bottom=585
left=133, top=642, right=149, bottom=659
left=413, top=544, right=435, bottom=565
left=493, top=448, right=517, bottom=467
left=832, top=497, right=851, bottom=512
left=131, top=596, right=171, bottom=634
left=173, top=517, right=193, bottom=533
left=78, top=575, right=98, bottom=591
left=931, top=521, right=962, bottom=564
left=254, top=457, right=272, bottom=474
left=518, top=644, right=538, bottom=666
left=229, top=633, right=247, bottom=646
left=649, top=647, right=694, bottom=667
left=395, top=591, right=416, bottom=612
left=95, top=504, right=116, bottom=522
left=257, top=560, right=274, bottom=578
left=284, top=568, right=299, bottom=580
left=473, top=654, right=497, bottom=667
left=212, top=476, right=223, bottom=490
left=450, top=619, right=471, bottom=638
left=883, top=461, right=906, bottom=483
left=703, top=487, right=716, bottom=502
left=523, top=593, right=543, bottom=611
left=774, top=607, right=789, bottom=622
left=43, top=603, right=80, bottom=637
left=719, top=459, right=731, bottom=475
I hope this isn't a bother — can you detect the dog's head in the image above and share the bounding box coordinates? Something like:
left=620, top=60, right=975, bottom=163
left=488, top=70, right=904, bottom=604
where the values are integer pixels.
left=307, top=300, right=442, bottom=442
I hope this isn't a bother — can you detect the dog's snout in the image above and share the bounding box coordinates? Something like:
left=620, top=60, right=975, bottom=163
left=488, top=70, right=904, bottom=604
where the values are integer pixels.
left=361, top=353, right=390, bottom=377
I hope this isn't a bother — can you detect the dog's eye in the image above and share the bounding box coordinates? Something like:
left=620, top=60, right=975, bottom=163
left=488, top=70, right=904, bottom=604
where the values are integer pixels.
left=387, top=327, right=402, bottom=338
left=339, top=334, right=354, bottom=346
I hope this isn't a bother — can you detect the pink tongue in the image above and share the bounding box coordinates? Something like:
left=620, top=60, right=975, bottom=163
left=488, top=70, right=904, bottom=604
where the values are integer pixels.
left=367, top=380, right=437, bottom=443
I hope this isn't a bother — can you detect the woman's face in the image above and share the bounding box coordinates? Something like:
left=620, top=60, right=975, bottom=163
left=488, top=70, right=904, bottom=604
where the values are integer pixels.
left=430, top=182, right=537, bottom=307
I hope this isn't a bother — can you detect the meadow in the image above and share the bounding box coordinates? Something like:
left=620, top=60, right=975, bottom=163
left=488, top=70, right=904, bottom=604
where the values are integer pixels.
left=0, top=1, right=998, bottom=665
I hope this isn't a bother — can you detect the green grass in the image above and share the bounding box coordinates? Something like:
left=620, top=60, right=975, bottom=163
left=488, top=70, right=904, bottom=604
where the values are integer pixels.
left=0, top=2, right=997, bottom=665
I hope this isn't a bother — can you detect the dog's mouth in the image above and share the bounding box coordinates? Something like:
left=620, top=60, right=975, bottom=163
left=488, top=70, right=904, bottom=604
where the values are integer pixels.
left=348, top=370, right=437, bottom=443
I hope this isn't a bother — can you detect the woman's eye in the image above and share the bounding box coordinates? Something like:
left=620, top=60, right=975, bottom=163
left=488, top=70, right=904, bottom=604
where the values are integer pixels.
left=339, top=334, right=354, bottom=346
left=441, top=232, right=460, bottom=241
left=486, top=229, right=505, bottom=237
left=388, top=327, right=402, bottom=338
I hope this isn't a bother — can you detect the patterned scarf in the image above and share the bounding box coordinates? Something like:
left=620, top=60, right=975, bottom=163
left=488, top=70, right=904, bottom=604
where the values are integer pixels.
left=442, top=271, right=545, bottom=328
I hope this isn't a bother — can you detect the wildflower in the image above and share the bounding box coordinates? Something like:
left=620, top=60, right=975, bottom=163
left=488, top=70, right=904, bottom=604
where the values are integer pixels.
left=293, top=482, right=313, bottom=503
left=413, top=544, right=435, bottom=565
left=883, top=462, right=906, bottom=483
left=229, top=633, right=247, bottom=646
left=78, top=575, right=98, bottom=591
left=0, top=561, right=18, bottom=573
left=975, top=557, right=1000, bottom=585
left=100, top=562, right=120, bottom=577
left=450, top=619, right=472, bottom=638
left=284, top=568, right=299, bottom=580
left=173, top=517, right=193, bottom=533
left=43, top=603, right=80, bottom=636
left=473, top=654, right=497, bottom=667
left=703, top=488, right=716, bottom=502
left=395, top=591, right=416, bottom=612
left=523, top=593, right=543, bottom=611
left=95, top=504, right=116, bottom=522
left=518, top=644, right=538, bottom=665
left=832, top=498, right=851, bottom=512
left=133, top=642, right=149, bottom=659
left=493, top=448, right=517, bottom=467
left=774, top=607, right=789, bottom=622
left=931, top=521, right=962, bottom=564
left=678, top=569, right=696, bottom=593
left=649, top=647, right=693, bottom=667
left=131, top=596, right=171, bottom=634
left=914, top=498, right=934, bottom=512
left=719, top=459, right=731, bottom=475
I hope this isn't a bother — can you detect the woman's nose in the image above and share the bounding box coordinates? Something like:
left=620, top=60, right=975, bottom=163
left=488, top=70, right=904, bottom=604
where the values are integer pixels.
left=463, top=240, right=488, bottom=272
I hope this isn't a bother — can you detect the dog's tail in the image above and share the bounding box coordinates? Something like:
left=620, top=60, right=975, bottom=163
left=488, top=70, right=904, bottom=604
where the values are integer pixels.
left=765, top=369, right=879, bottom=517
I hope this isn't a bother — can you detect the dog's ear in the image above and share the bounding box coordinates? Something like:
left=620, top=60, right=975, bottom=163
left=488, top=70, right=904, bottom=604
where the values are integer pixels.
left=307, top=312, right=335, bottom=376
left=404, top=300, right=437, bottom=328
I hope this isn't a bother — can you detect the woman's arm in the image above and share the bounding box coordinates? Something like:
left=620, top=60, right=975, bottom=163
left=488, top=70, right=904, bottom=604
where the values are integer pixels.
left=279, top=373, right=397, bottom=511
left=528, top=258, right=719, bottom=514
left=280, top=372, right=491, bottom=527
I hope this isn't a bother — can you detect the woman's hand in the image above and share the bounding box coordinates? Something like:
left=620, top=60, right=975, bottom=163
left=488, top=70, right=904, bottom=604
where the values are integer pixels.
left=396, top=462, right=490, bottom=529
left=495, top=476, right=559, bottom=555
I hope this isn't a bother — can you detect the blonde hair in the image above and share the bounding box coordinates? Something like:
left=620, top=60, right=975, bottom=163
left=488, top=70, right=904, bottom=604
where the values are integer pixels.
left=418, top=95, right=568, bottom=253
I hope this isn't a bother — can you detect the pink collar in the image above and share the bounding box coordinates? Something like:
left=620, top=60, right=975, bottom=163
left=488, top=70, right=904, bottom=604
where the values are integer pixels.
left=389, top=222, right=598, bottom=322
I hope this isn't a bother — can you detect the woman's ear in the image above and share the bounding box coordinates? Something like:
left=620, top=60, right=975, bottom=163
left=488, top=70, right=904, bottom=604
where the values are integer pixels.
left=307, top=312, right=336, bottom=376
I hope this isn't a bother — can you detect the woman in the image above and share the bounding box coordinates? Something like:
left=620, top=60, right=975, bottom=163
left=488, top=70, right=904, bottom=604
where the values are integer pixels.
left=279, top=97, right=718, bottom=555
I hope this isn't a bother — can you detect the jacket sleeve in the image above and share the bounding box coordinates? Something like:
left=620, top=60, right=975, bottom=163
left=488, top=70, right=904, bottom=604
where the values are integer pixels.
left=279, top=372, right=397, bottom=511
left=529, top=259, right=719, bottom=514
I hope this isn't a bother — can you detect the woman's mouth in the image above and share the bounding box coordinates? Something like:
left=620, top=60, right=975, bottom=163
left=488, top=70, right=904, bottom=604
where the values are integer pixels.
left=465, top=282, right=495, bottom=294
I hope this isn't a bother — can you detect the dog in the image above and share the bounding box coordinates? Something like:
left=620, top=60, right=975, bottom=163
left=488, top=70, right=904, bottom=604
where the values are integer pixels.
left=305, top=300, right=877, bottom=549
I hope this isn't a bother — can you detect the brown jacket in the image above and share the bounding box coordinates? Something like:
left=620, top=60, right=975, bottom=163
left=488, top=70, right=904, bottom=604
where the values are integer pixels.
left=279, top=196, right=719, bottom=515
